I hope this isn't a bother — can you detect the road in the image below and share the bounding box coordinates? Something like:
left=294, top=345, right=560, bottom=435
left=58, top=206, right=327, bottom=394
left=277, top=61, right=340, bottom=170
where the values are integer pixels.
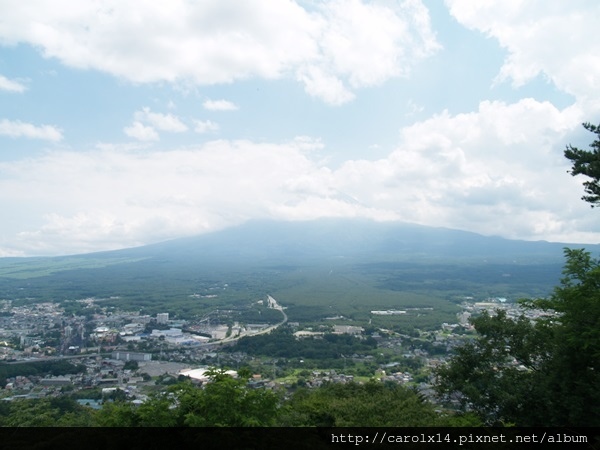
left=218, top=294, right=287, bottom=344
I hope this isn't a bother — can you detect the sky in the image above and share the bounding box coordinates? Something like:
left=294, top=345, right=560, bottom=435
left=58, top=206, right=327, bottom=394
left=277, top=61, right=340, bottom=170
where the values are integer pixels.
left=1, top=0, right=600, bottom=257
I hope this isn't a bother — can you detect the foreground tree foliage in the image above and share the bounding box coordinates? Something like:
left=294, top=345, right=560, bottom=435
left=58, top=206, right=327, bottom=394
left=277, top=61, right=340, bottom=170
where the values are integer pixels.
left=0, top=360, right=85, bottom=388
left=2, top=370, right=479, bottom=427
left=435, top=248, right=600, bottom=426
left=564, top=121, right=600, bottom=206
left=279, top=381, right=478, bottom=427
left=93, top=374, right=468, bottom=427
left=94, top=369, right=280, bottom=427
left=0, top=397, right=95, bottom=426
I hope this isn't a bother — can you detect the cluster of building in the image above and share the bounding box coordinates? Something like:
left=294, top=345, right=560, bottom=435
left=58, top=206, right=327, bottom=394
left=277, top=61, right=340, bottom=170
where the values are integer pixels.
left=2, top=354, right=149, bottom=401
left=302, top=370, right=355, bottom=388
left=0, top=296, right=280, bottom=365
left=0, top=292, right=559, bottom=410
left=0, top=301, right=85, bottom=360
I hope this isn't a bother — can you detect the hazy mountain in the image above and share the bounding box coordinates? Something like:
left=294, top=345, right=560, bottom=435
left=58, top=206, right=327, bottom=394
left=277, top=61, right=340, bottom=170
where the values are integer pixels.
left=2, top=218, right=595, bottom=307
left=3, top=219, right=598, bottom=279
left=111, top=218, right=598, bottom=265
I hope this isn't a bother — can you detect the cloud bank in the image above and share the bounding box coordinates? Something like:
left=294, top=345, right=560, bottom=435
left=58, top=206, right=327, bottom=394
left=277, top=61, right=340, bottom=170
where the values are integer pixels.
left=0, top=0, right=440, bottom=105
left=1, top=1, right=600, bottom=256
left=446, top=0, right=600, bottom=107
left=1, top=96, right=596, bottom=256
left=0, top=119, right=62, bottom=141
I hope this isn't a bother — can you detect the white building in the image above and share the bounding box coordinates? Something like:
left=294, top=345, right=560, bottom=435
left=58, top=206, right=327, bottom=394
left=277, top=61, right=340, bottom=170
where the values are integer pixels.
left=156, top=313, right=169, bottom=325
left=151, top=328, right=182, bottom=339
left=178, top=368, right=237, bottom=382
left=111, top=351, right=152, bottom=362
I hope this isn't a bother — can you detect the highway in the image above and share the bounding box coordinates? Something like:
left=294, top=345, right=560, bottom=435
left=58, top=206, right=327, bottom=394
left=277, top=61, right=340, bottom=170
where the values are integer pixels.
left=218, top=294, right=287, bottom=343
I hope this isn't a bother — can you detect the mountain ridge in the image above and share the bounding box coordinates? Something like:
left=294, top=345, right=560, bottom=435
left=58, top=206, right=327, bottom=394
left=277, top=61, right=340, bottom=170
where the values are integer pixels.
left=0, top=218, right=587, bottom=308
left=104, top=218, right=598, bottom=265
left=3, top=218, right=598, bottom=264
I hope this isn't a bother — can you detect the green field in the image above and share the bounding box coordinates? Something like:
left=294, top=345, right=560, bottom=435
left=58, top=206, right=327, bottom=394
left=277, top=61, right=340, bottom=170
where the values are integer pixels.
left=0, top=256, right=148, bottom=279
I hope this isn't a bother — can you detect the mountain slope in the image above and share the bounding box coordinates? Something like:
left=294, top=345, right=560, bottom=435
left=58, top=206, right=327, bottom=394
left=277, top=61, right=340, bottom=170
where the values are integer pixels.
left=116, top=218, right=595, bottom=264
left=1, top=219, right=593, bottom=320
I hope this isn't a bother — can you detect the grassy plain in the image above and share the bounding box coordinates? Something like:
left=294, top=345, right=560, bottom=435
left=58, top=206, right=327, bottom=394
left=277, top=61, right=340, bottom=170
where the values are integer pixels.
left=0, top=256, right=148, bottom=279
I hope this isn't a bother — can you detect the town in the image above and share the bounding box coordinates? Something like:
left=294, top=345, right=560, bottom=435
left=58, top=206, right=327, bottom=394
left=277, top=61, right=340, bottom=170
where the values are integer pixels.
left=0, top=294, right=548, bottom=409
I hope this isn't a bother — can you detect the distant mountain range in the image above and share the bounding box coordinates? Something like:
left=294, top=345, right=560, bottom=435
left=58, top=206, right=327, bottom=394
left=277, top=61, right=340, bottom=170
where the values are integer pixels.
left=3, top=219, right=599, bottom=273
left=2, top=218, right=596, bottom=305
left=108, top=218, right=599, bottom=265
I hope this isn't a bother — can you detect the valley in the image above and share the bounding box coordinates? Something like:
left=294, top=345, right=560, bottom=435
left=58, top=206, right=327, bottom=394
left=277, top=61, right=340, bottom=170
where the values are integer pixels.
left=0, top=219, right=595, bottom=425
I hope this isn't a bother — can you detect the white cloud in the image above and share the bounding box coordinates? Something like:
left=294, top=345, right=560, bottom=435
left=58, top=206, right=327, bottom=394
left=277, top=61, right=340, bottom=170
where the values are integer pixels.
left=0, top=0, right=439, bottom=104
left=194, top=120, right=219, bottom=134
left=0, top=119, right=62, bottom=141
left=331, top=98, right=593, bottom=241
left=317, top=0, right=440, bottom=87
left=0, top=139, right=395, bottom=255
left=296, top=0, right=441, bottom=104
left=0, top=74, right=27, bottom=92
left=134, top=107, right=187, bottom=132
left=405, top=99, right=424, bottom=116
left=446, top=0, right=600, bottom=106
left=123, top=121, right=159, bottom=141
left=203, top=99, right=239, bottom=111
left=2, top=98, right=600, bottom=256
left=271, top=196, right=400, bottom=222
left=296, top=65, right=355, bottom=105
left=289, top=136, right=325, bottom=152
left=94, top=141, right=151, bottom=152
left=124, top=107, right=187, bottom=141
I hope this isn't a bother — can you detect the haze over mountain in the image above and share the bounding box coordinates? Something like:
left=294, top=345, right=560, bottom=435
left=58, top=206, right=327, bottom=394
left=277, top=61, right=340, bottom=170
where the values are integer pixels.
left=112, top=218, right=599, bottom=265
left=3, top=219, right=599, bottom=269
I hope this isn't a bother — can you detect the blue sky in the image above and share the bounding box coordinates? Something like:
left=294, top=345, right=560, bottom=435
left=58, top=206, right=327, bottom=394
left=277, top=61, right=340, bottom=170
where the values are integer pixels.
left=0, top=0, right=599, bottom=256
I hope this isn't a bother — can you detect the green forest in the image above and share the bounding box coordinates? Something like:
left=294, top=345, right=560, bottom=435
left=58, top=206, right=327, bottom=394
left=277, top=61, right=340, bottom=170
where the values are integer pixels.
left=0, top=370, right=477, bottom=427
